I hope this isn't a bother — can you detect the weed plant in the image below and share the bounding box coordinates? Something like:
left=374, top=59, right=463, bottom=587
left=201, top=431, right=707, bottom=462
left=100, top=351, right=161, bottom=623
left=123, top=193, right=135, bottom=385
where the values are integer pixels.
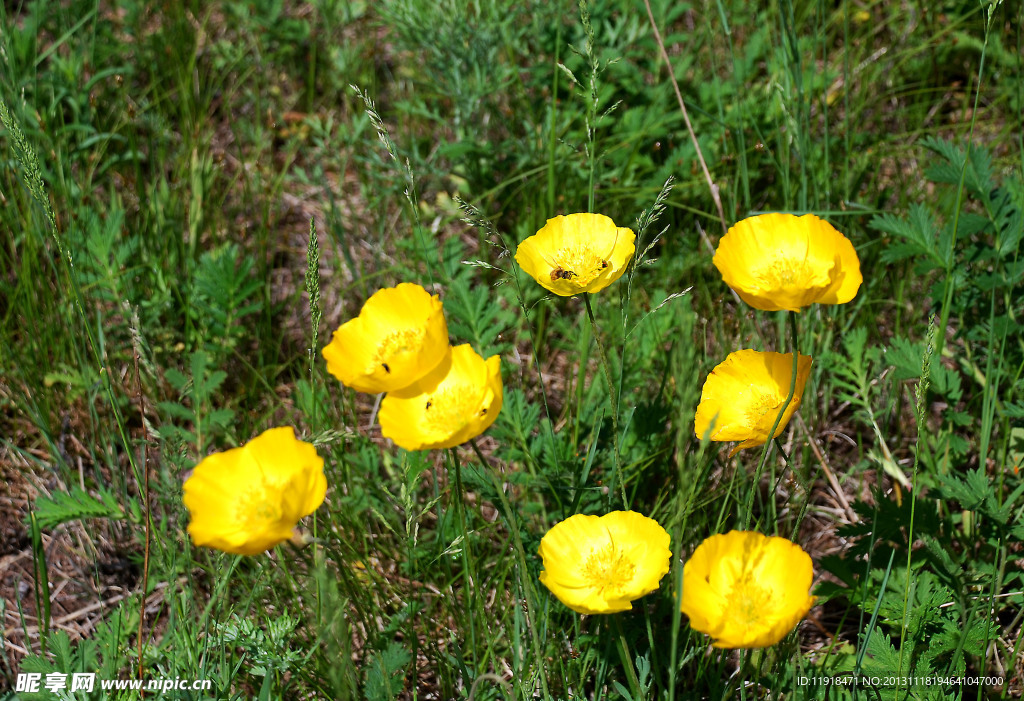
left=1, top=0, right=1022, bottom=699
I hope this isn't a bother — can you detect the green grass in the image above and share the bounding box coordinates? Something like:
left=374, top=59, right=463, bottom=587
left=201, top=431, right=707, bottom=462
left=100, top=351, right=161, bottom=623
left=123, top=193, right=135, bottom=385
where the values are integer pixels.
left=2, top=0, right=1023, bottom=699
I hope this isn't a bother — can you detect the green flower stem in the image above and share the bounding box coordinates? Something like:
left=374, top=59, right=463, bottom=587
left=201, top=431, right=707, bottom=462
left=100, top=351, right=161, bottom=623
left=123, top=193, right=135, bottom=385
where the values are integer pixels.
left=572, top=306, right=593, bottom=451
left=737, top=648, right=751, bottom=700
left=448, top=448, right=479, bottom=664
left=742, top=311, right=800, bottom=528
left=613, top=615, right=642, bottom=699
left=772, top=437, right=792, bottom=467
left=198, top=554, right=243, bottom=629
left=305, top=218, right=322, bottom=626
left=583, top=293, right=628, bottom=507
left=469, top=439, right=551, bottom=700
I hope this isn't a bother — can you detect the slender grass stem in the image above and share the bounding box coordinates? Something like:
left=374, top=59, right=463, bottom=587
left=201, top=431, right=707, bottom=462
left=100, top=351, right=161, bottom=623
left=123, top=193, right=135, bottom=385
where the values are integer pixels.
left=613, top=615, right=642, bottom=698
left=641, top=0, right=727, bottom=234
left=742, top=311, right=799, bottom=528
left=583, top=293, right=627, bottom=507
left=305, top=218, right=323, bottom=629
left=449, top=448, right=479, bottom=666
left=935, top=4, right=994, bottom=361
left=132, top=345, right=151, bottom=680
left=771, top=438, right=791, bottom=467
left=667, top=544, right=683, bottom=701
left=469, top=439, right=551, bottom=700
left=572, top=307, right=593, bottom=453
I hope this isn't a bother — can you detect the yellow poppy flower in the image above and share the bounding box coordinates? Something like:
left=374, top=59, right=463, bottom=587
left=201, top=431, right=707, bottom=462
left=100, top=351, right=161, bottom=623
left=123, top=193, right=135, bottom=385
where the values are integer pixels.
left=694, top=349, right=812, bottom=456
left=378, top=344, right=502, bottom=451
left=680, top=530, right=815, bottom=648
left=515, top=213, right=636, bottom=296
left=322, top=283, right=450, bottom=394
left=713, top=213, right=862, bottom=312
left=538, top=511, right=672, bottom=614
left=183, top=427, right=327, bottom=556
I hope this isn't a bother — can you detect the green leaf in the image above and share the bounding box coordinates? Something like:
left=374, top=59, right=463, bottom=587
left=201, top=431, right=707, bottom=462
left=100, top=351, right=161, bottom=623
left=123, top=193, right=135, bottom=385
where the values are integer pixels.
left=31, top=487, right=125, bottom=529
left=935, top=467, right=991, bottom=512
left=164, top=367, right=190, bottom=391
left=922, top=136, right=995, bottom=200
left=871, top=204, right=946, bottom=270
left=993, top=177, right=1024, bottom=256
left=884, top=336, right=924, bottom=382
left=861, top=629, right=909, bottom=676
left=364, top=642, right=412, bottom=701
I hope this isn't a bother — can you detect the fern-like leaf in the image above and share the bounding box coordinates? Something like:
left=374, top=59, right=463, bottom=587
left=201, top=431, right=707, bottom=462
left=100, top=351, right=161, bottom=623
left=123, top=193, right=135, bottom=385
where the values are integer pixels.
left=31, top=487, right=125, bottom=529
left=364, top=642, right=411, bottom=701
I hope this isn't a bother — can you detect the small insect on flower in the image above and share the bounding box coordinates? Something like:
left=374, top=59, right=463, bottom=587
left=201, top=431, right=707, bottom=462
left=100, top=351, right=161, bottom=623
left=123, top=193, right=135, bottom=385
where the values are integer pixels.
left=516, top=213, right=635, bottom=296
left=378, top=344, right=503, bottom=451
left=322, top=283, right=450, bottom=394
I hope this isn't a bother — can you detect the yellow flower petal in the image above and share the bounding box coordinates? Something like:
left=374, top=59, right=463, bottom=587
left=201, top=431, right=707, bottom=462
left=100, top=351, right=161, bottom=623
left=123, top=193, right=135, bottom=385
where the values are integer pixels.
left=515, top=213, right=636, bottom=296
left=713, top=213, right=862, bottom=312
left=322, top=283, right=450, bottom=393
left=538, top=511, right=672, bottom=614
left=680, top=530, right=815, bottom=648
left=694, top=350, right=812, bottom=455
left=378, top=344, right=503, bottom=451
left=183, top=427, right=326, bottom=556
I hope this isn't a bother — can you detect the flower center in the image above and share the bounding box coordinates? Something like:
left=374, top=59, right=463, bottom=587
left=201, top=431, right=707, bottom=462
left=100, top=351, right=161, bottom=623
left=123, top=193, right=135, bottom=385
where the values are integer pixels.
left=235, top=486, right=282, bottom=530
left=423, top=384, right=478, bottom=437
left=370, top=327, right=425, bottom=374
left=755, top=257, right=813, bottom=290
left=724, top=577, right=773, bottom=629
left=581, top=542, right=636, bottom=596
left=745, top=389, right=783, bottom=428
left=552, top=244, right=610, bottom=287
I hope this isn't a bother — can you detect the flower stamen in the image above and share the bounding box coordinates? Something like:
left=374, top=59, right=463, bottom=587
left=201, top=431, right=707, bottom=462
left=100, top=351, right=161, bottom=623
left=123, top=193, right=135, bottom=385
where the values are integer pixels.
left=725, top=577, right=773, bottom=629
left=756, top=257, right=813, bottom=289
left=744, top=390, right=782, bottom=428
left=373, top=327, right=425, bottom=367
left=515, top=213, right=635, bottom=296
left=235, top=487, right=282, bottom=529
left=422, top=384, right=477, bottom=437
left=551, top=244, right=609, bottom=287
left=581, top=542, right=636, bottom=596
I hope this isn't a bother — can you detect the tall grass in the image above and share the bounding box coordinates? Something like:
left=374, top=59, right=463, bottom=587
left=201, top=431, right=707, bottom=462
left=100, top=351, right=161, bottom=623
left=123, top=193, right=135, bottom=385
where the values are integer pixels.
left=1, top=0, right=1022, bottom=699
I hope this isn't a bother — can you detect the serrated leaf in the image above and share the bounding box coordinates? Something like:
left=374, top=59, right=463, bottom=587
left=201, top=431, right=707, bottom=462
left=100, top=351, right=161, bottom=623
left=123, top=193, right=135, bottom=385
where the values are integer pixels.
left=207, top=407, right=236, bottom=428
left=930, top=363, right=962, bottom=401
left=921, top=535, right=961, bottom=582
left=935, top=615, right=998, bottom=658
left=365, top=642, right=411, bottom=701
left=935, top=467, right=990, bottom=511
left=164, top=367, right=189, bottom=391
left=872, top=204, right=946, bottom=269
left=923, top=136, right=997, bottom=202
left=884, top=336, right=925, bottom=381
left=157, top=401, right=194, bottom=420
left=993, top=177, right=1024, bottom=256
left=861, top=629, right=909, bottom=676
left=32, top=487, right=125, bottom=529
